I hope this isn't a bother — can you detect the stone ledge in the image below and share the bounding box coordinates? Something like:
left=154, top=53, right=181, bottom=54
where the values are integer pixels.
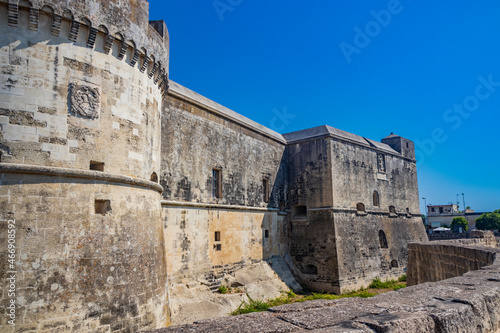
left=0, top=163, right=164, bottom=193
left=161, top=200, right=279, bottom=212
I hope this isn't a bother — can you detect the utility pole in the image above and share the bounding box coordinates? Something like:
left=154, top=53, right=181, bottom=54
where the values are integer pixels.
left=422, top=197, right=427, bottom=227
left=462, top=193, right=466, bottom=215
left=456, top=194, right=461, bottom=212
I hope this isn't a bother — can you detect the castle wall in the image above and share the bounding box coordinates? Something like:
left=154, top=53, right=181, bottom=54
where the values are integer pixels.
left=162, top=204, right=287, bottom=284
left=329, top=137, right=427, bottom=292
left=0, top=4, right=163, bottom=178
left=286, top=134, right=427, bottom=293
left=334, top=213, right=427, bottom=292
left=330, top=137, right=420, bottom=214
left=161, top=83, right=288, bottom=284
left=0, top=169, right=168, bottom=331
left=0, top=1, right=170, bottom=331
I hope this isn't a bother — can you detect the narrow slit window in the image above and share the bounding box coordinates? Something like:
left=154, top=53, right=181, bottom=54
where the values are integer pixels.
left=379, top=230, right=388, bottom=249
left=90, top=161, right=105, bottom=171
left=212, top=169, right=222, bottom=198
left=373, top=191, right=380, bottom=207
left=263, top=178, right=270, bottom=203
left=215, top=231, right=221, bottom=242
left=265, top=230, right=269, bottom=238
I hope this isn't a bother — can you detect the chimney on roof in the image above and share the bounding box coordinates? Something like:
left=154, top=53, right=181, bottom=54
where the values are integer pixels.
left=381, top=133, right=415, bottom=160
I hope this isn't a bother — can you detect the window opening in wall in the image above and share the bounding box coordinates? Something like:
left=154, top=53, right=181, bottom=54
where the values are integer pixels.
left=303, top=264, right=318, bottom=275
left=265, top=230, right=269, bottom=238
left=406, top=142, right=409, bottom=148
left=391, top=259, right=399, bottom=268
left=292, top=205, right=307, bottom=220
left=215, top=244, right=221, bottom=251
left=212, top=169, right=222, bottom=198
left=90, top=161, right=105, bottom=171
left=95, top=200, right=111, bottom=215
left=379, top=230, right=388, bottom=248
left=439, top=207, right=444, bottom=214
left=150, top=172, right=158, bottom=183
left=263, top=178, right=270, bottom=203
left=357, top=202, right=365, bottom=212
left=373, top=191, right=380, bottom=207
left=389, top=205, right=396, bottom=216
left=215, top=231, right=221, bottom=242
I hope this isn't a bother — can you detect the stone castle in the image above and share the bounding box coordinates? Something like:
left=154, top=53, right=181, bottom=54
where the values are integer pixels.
left=0, top=0, right=427, bottom=331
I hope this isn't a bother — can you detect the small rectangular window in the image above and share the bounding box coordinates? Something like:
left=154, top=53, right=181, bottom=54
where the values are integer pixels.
left=265, top=230, right=269, bottom=238
left=95, top=200, right=111, bottom=215
left=90, top=161, right=105, bottom=171
left=212, top=169, right=222, bottom=198
left=263, top=178, right=270, bottom=203
left=215, top=231, right=221, bottom=242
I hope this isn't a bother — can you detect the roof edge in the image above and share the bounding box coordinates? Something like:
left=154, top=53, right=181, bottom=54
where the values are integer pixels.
left=167, top=81, right=286, bottom=144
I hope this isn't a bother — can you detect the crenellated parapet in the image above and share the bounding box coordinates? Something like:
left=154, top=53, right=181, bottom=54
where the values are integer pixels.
left=1, top=0, right=169, bottom=96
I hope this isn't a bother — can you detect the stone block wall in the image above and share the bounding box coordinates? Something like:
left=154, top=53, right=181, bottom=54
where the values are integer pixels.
left=0, top=2, right=165, bottom=179
left=162, top=204, right=288, bottom=285
left=407, top=238, right=498, bottom=286
left=0, top=168, right=168, bottom=331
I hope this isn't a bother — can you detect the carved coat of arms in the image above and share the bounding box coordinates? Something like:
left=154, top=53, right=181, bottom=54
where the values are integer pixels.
left=69, top=83, right=100, bottom=119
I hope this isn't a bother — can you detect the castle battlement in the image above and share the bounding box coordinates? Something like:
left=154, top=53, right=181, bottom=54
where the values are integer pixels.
left=1, top=0, right=169, bottom=97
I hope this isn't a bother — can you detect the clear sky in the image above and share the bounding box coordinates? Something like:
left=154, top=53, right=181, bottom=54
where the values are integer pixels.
left=149, top=0, right=500, bottom=214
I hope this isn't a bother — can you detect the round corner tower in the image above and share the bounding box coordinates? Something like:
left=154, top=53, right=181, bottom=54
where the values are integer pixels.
left=0, top=0, right=170, bottom=331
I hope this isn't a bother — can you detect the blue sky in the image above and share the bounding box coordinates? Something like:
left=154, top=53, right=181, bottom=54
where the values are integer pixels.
left=149, top=0, right=500, bottom=214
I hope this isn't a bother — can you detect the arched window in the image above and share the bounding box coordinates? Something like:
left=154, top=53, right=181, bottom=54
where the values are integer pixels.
left=379, top=230, right=388, bottom=249
left=150, top=172, right=158, bottom=183
left=357, top=202, right=365, bottom=212
left=373, top=191, right=380, bottom=207
left=391, top=259, right=399, bottom=268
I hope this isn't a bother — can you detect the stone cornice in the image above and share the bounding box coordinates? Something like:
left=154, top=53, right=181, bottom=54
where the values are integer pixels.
left=0, top=163, right=164, bottom=193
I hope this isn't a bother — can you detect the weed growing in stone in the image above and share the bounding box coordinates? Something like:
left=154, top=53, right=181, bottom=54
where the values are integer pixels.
left=231, top=278, right=406, bottom=315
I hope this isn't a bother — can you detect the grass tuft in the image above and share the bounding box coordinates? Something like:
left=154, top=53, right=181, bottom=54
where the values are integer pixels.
left=230, top=277, right=406, bottom=315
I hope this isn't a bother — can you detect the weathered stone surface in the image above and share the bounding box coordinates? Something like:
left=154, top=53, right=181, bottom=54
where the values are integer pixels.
left=144, top=312, right=301, bottom=333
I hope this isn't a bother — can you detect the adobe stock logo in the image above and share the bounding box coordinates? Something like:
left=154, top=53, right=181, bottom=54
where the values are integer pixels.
left=339, top=0, right=412, bottom=64
left=269, top=106, right=296, bottom=133
left=213, top=0, right=243, bottom=22
left=415, top=74, right=500, bottom=165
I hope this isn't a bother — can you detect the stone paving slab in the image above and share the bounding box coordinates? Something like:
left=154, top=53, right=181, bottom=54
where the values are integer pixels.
left=143, top=312, right=301, bottom=333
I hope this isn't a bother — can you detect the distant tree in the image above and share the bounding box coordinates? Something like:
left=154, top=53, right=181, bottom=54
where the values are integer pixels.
left=421, top=214, right=426, bottom=225
left=476, top=210, right=500, bottom=231
left=450, top=217, right=469, bottom=233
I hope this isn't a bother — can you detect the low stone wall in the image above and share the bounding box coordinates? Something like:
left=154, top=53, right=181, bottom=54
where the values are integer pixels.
left=407, top=241, right=497, bottom=286
left=148, top=240, right=500, bottom=332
